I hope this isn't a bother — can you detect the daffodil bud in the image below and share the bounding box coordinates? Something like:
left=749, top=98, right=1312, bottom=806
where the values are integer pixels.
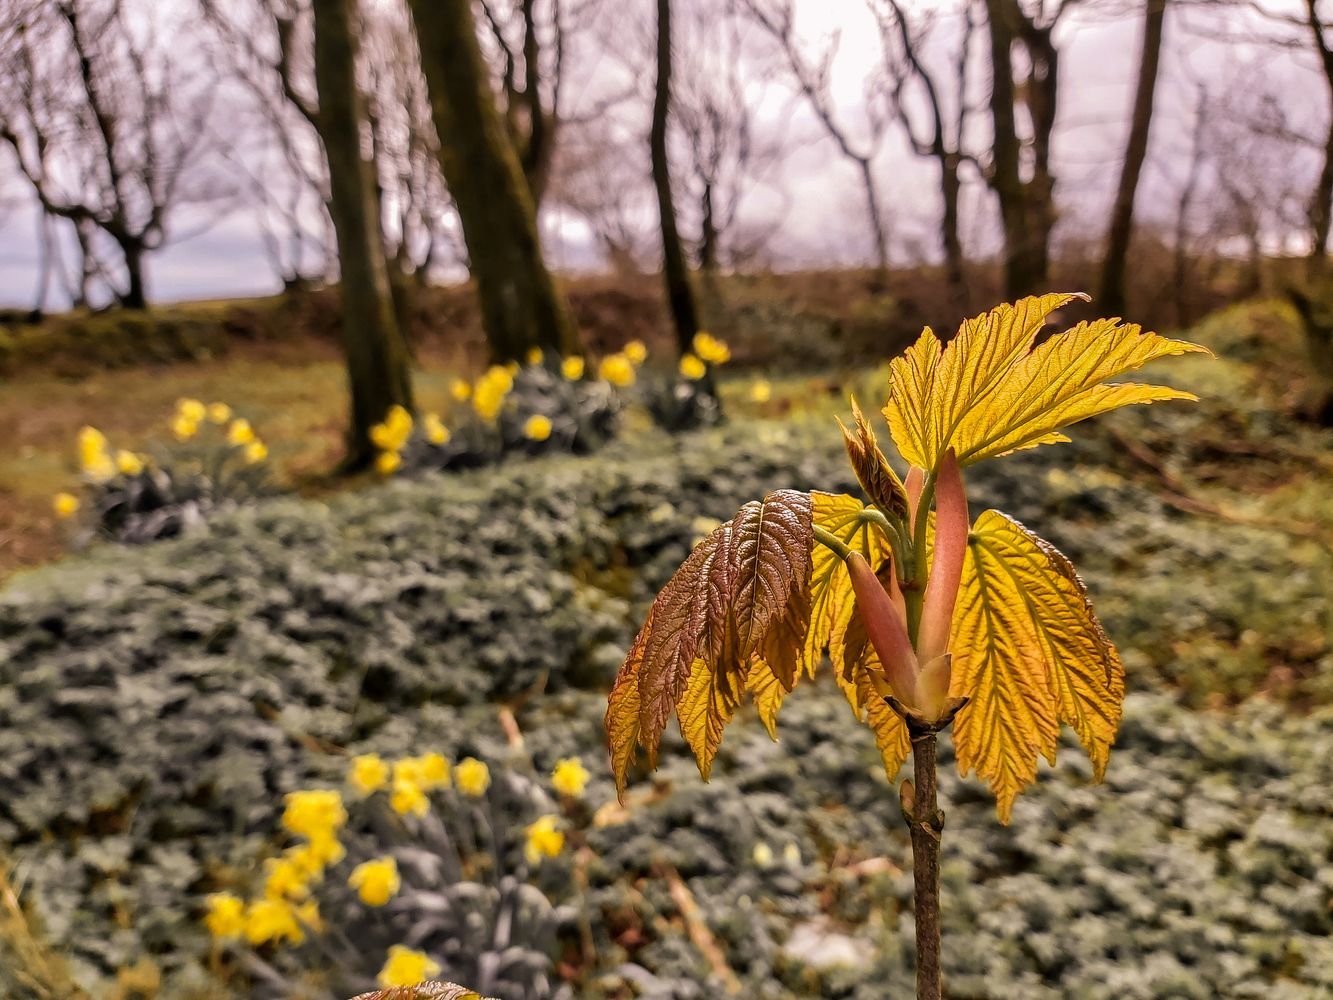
left=845, top=550, right=919, bottom=709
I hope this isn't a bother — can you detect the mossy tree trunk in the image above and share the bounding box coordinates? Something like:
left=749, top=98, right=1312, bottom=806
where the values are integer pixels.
left=1098, top=0, right=1166, bottom=317
left=311, top=0, right=414, bottom=470
left=408, top=0, right=579, bottom=362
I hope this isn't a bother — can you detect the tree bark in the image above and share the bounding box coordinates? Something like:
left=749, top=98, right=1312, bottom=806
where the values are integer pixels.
left=1305, top=0, right=1333, bottom=281
left=651, top=0, right=701, bottom=356
left=1098, top=0, right=1166, bottom=316
left=311, top=0, right=415, bottom=470
left=119, top=240, right=148, bottom=311
left=983, top=0, right=1059, bottom=300
left=409, top=0, right=579, bottom=362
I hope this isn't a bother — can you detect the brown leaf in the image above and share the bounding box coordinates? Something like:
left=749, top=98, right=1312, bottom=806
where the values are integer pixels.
left=839, top=396, right=910, bottom=526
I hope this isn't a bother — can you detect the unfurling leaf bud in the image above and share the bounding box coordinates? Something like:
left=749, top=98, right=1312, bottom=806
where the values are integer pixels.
left=845, top=550, right=919, bottom=709
left=917, top=450, right=969, bottom=665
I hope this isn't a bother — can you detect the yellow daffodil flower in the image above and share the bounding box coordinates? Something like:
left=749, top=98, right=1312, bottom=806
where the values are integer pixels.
left=416, top=752, right=451, bottom=789
left=679, top=354, right=707, bottom=380
left=263, top=856, right=311, bottom=901
left=53, top=492, right=80, bottom=518
left=623, top=339, right=648, bottom=364
left=523, top=414, right=553, bottom=442
left=115, top=450, right=144, bottom=475
left=280, top=789, right=346, bottom=840
left=389, top=778, right=429, bottom=817
left=691, top=332, right=731, bottom=365
left=523, top=815, right=565, bottom=865
left=376, top=451, right=401, bottom=476
left=204, top=892, right=246, bottom=939
left=551, top=757, right=590, bottom=797
left=455, top=757, right=490, bottom=797
left=244, top=897, right=304, bottom=946
left=207, top=402, right=231, bottom=424
left=377, top=944, right=442, bottom=988
left=598, top=354, right=636, bottom=387
left=176, top=398, right=206, bottom=423
left=526, top=347, right=544, bottom=365
left=349, top=754, right=389, bottom=795
left=172, top=414, right=199, bottom=442
left=423, top=413, right=450, bottom=445
left=560, top=356, right=585, bottom=380
left=449, top=378, right=472, bottom=402
left=349, top=857, right=401, bottom=906
left=245, top=441, right=268, bottom=464
left=226, top=419, right=254, bottom=446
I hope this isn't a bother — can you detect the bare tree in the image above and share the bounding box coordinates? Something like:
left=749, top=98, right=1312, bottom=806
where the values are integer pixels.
left=981, top=0, right=1075, bottom=299
left=1099, top=0, right=1168, bottom=316
left=743, top=0, right=895, bottom=283
left=1300, top=0, right=1333, bottom=279
left=410, top=0, right=581, bottom=361
left=870, top=0, right=979, bottom=303
left=0, top=0, right=228, bottom=308
left=651, top=0, right=702, bottom=354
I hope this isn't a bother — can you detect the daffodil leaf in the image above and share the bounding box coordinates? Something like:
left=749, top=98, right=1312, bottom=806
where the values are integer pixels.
left=949, top=510, right=1125, bottom=822
left=839, top=397, right=910, bottom=526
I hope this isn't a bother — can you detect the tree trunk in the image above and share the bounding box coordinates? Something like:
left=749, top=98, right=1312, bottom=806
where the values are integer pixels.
left=940, top=154, right=967, bottom=305
left=409, top=0, right=579, bottom=362
left=1098, top=0, right=1166, bottom=316
left=120, top=240, right=148, bottom=310
left=651, top=0, right=701, bottom=357
left=1305, top=0, right=1333, bottom=281
left=311, top=0, right=414, bottom=470
left=983, top=0, right=1058, bottom=299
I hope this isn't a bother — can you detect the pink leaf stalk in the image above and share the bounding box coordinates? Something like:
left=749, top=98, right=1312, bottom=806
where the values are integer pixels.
left=917, top=450, right=969, bottom=667
left=846, top=551, right=920, bottom=709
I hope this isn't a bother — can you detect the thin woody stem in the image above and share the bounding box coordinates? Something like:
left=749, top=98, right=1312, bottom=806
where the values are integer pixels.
left=904, top=722, right=944, bottom=1000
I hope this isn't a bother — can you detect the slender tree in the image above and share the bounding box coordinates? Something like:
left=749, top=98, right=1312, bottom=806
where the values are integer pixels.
left=982, top=0, right=1069, bottom=299
left=310, top=0, right=414, bottom=468
left=1302, top=0, right=1333, bottom=280
left=1099, top=0, right=1168, bottom=316
left=651, top=0, right=702, bottom=356
left=409, top=0, right=579, bottom=362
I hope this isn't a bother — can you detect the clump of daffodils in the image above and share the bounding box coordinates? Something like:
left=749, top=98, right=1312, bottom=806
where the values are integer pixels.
left=200, top=750, right=596, bottom=994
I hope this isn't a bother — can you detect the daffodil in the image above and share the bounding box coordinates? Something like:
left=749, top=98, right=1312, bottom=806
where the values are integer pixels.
left=423, top=413, right=450, bottom=445
left=523, top=814, right=565, bottom=865
left=280, top=789, right=346, bottom=840
left=376, top=451, right=401, bottom=476
left=389, top=778, right=429, bottom=817
left=52, top=492, right=80, bottom=518
left=551, top=757, right=590, bottom=797
left=526, top=347, right=545, bottom=365
left=207, top=402, right=231, bottom=423
left=692, top=332, right=731, bottom=364
left=560, top=356, right=585, bottom=380
left=455, top=757, right=490, bottom=797
left=415, top=752, right=451, bottom=789
left=598, top=354, right=636, bottom=387
left=244, top=898, right=304, bottom=946
left=263, top=855, right=311, bottom=901
left=226, top=419, right=254, bottom=446
left=244, top=440, right=268, bottom=464
left=449, top=378, right=472, bottom=402
left=299, top=831, right=345, bottom=869
left=349, top=754, right=389, bottom=795
left=116, top=450, right=144, bottom=475
left=679, top=353, right=707, bottom=380
left=349, top=856, right=400, bottom=906
left=176, top=398, right=207, bottom=423
left=624, top=340, right=648, bottom=364
left=376, top=944, right=441, bottom=988
left=473, top=366, right=514, bottom=421
left=77, top=426, right=111, bottom=472
left=172, top=414, right=199, bottom=442
left=295, top=899, right=323, bottom=932
left=204, top=892, right=246, bottom=939
left=749, top=380, right=772, bottom=403
left=523, top=414, right=553, bottom=442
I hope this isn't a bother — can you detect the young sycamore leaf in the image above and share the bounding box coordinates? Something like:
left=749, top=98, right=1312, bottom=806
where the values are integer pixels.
left=949, top=511, right=1125, bottom=822
left=351, top=984, right=492, bottom=1000
left=607, top=293, right=1198, bottom=822
left=884, top=293, right=1208, bottom=472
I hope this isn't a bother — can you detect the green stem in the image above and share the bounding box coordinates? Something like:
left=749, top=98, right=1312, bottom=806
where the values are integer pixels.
left=812, top=524, right=851, bottom=560
left=906, top=475, right=937, bottom=643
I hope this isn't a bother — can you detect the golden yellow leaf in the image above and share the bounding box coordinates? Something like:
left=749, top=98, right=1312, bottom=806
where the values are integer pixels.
left=838, top=397, right=910, bottom=526
left=606, top=611, right=650, bottom=797
left=885, top=293, right=1082, bottom=471
left=834, top=641, right=910, bottom=780
left=677, top=657, right=744, bottom=779
left=952, top=318, right=1209, bottom=465
left=745, top=658, right=787, bottom=739
left=950, top=510, right=1125, bottom=822
left=806, top=492, right=895, bottom=673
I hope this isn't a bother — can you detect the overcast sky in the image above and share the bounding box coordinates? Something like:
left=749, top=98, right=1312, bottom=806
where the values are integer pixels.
left=0, top=0, right=1322, bottom=307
